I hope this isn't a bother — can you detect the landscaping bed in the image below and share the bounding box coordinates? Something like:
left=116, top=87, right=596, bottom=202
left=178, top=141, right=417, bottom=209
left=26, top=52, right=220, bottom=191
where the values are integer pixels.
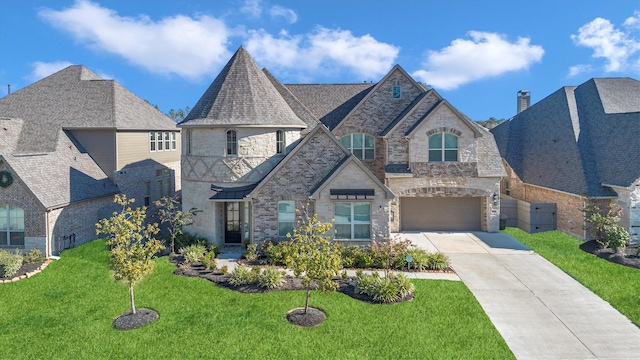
left=579, top=240, right=640, bottom=269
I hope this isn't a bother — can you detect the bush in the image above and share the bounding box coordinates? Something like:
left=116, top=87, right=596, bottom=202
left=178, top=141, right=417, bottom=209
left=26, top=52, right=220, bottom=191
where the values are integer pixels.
left=369, top=239, right=411, bottom=269
left=208, top=244, right=220, bottom=257
left=201, top=251, right=218, bottom=271
left=402, top=248, right=430, bottom=270
left=354, top=272, right=415, bottom=303
left=174, top=232, right=208, bottom=251
left=244, top=244, right=258, bottom=262
left=258, top=267, right=284, bottom=289
left=220, top=265, right=228, bottom=274
left=264, top=241, right=290, bottom=266
left=606, top=224, right=629, bottom=254
left=23, top=248, right=45, bottom=264
left=340, top=245, right=362, bottom=268
left=180, top=244, right=207, bottom=265
left=228, top=266, right=253, bottom=286
left=427, top=252, right=450, bottom=271
left=0, top=249, right=24, bottom=278
left=356, top=251, right=374, bottom=268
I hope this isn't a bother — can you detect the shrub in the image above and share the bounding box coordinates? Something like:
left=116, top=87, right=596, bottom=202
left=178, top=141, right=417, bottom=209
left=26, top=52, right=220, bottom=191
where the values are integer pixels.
left=23, top=248, right=45, bottom=264
left=174, top=232, right=207, bottom=251
left=244, top=244, right=258, bottom=262
left=354, top=272, right=415, bottom=303
left=0, top=249, right=24, bottom=278
left=228, top=266, right=253, bottom=286
left=220, top=265, right=228, bottom=274
left=356, top=251, right=374, bottom=268
left=180, top=244, right=207, bottom=265
left=258, top=267, right=284, bottom=289
left=369, top=239, right=411, bottom=269
left=250, top=266, right=262, bottom=283
left=340, top=245, right=362, bottom=268
left=201, top=251, right=218, bottom=271
left=403, top=248, right=430, bottom=271
left=264, top=241, right=290, bottom=266
left=606, top=224, right=629, bottom=254
left=427, top=252, right=450, bottom=271
left=208, top=244, right=220, bottom=257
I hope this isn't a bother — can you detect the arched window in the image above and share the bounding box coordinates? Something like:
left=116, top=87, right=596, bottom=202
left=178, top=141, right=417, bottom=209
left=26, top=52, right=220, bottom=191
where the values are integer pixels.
left=428, top=133, right=458, bottom=162
left=276, top=130, right=285, bottom=154
left=0, top=204, right=24, bottom=246
left=226, top=130, right=237, bottom=155
left=341, top=133, right=374, bottom=160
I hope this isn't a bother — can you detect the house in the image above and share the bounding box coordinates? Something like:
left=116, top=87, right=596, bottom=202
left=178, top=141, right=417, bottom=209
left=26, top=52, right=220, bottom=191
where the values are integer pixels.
left=0, top=66, right=180, bottom=256
left=491, top=78, right=640, bottom=243
left=179, top=47, right=505, bottom=246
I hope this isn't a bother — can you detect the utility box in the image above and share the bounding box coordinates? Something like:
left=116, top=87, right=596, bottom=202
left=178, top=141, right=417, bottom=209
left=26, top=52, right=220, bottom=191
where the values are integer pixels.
left=517, top=200, right=557, bottom=233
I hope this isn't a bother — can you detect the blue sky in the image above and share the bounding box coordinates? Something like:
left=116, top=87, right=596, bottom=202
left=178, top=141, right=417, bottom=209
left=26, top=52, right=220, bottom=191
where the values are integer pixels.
left=1, top=0, right=639, bottom=120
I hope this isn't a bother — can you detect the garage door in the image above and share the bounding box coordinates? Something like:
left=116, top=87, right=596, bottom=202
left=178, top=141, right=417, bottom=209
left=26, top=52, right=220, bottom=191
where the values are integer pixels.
left=400, top=197, right=481, bottom=231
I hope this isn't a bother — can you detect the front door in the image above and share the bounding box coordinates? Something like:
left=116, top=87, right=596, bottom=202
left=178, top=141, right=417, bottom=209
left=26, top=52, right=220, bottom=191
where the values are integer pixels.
left=225, top=202, right=242, bottom=243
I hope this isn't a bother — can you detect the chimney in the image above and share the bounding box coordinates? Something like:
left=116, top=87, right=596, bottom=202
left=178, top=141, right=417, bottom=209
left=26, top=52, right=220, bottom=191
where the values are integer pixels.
left=517, top=90, right=530, bottom=113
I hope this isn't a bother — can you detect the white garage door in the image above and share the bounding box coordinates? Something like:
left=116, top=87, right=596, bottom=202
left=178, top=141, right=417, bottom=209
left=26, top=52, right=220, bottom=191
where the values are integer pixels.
left=400, top=197, right=482, bottom=231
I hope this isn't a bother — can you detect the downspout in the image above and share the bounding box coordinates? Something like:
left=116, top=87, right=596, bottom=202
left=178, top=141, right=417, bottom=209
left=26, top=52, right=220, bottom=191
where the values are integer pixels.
left=45, top=209, right=51, bottom=258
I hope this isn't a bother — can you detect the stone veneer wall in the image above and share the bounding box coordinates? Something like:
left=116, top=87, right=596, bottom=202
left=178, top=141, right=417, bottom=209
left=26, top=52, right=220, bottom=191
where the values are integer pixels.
left=0, top=166, right=47, bottom=254
left=610, top=180, right=640, bottom=244
left=251, top=131, right=346, bottom=244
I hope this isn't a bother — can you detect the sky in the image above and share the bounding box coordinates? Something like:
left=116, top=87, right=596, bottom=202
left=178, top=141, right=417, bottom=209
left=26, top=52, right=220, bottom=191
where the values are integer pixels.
left=1, top=0, right=639, bottom=121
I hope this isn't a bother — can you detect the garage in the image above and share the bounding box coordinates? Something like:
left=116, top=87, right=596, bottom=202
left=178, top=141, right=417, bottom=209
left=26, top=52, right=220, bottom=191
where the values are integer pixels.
left=400, top=197, right=482, bottom=231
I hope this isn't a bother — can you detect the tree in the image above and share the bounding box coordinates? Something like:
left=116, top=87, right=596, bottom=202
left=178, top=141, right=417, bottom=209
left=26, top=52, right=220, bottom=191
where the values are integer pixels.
left=284, top=204, right=342, bottom=314
left=155, top=195, right=200, bottom=254
left=167, top=106, right=191, bottom=122
left=96, top=194, right=164, bottom=315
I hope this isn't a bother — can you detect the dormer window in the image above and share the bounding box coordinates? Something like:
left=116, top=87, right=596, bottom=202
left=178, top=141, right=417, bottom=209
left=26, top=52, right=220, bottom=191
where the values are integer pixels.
left=341, top=133, right=374, bottom=160
left=276, top=130, right=285, bottom=154
left=226, top=130, right=237, bottom=155
left=428, top=133, right=458, bottom=162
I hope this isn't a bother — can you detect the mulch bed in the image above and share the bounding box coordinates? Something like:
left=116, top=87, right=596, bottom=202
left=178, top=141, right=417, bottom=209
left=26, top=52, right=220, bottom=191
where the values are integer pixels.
left=170, top=255, right=414, bottom=306
left=113, top=308, right=159, bottom=330
left=580, top=240, right=640, bottom=269
left=0, top=261, right=48, bottom=282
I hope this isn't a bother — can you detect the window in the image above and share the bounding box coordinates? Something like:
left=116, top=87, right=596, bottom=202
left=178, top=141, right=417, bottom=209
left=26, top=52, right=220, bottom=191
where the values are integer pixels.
left=276, top=130, right=285, bottom=154
left=334, top=202, right=370, bottom=239
left=186, top=130, right=192, bottom=155
left=150, top=132, right=156, bottom=151
left=341, top=133, right=374, bottom=160
left=278, top=201, right=295, bottom=236
left=392, top=85, right=402, bottom=99
left=155, top=168, right=171, bottom=199
left=144, top=181, right=150, bottom=206
left=150, top=131, right=178, bottom=152
left=157, top=131, right=164, bottom=151
left=0, top=205, right=24, bottom=246
left=428, top=133, right=458, bottom=162
left=226, top=130, right=237, bottom=155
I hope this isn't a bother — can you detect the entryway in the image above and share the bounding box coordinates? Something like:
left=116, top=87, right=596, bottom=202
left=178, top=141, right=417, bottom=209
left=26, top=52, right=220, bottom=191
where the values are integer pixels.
left=224, top=201, right=250, bottom=244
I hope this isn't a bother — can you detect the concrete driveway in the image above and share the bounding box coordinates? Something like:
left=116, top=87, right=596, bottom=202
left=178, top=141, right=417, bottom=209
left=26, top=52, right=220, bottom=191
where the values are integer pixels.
left=400, top=232, right=640, bottom=360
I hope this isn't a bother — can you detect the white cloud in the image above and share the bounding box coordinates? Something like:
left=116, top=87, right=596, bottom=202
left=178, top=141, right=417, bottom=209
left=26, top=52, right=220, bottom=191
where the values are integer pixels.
left=567, top=64, right=594, bottom=78
left=28, top=61, right=74, bottom=81
left=571, top=12, right=640, bottom=73
left=240, top=0, right=262, bottom=18
left=246, top=26, right=399, bottom=79
left=39, top=0, right=231, bottom=80
left=269, top=5, right=297, bottom=24
left=412, top=31, right=544, bottom=90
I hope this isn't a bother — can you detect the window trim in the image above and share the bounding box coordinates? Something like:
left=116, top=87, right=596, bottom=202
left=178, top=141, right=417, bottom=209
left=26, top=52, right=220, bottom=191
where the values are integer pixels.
left=341, top=133, right=375, bottom=160
left=226, top=130, right=238, bottom=156
left=278, top=201, right=295, bottom=237
left=276, top=130, right=285, bottom=154
left=428, top=132, right=458, bottom=162
left=150, top=131, right=177, bottom=152
left=334, top=202, right=371, bottom=240
left=0, top=204, right=25, bottom=247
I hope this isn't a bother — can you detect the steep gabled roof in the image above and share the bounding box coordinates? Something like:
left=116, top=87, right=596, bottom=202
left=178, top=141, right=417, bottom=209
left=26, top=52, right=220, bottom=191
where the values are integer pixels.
left=0, top=118, right=118, bottom=209
left=179, top=46, right=307, bottom=128
left=491, top=77, right=639, bottom=197
left=0, top=65, right=176, bottom=154
left=379, top=91, right=434, bottom=137
left=405, top=100, right=483, bottom=138
left=284, top=83, right=374, bottom=130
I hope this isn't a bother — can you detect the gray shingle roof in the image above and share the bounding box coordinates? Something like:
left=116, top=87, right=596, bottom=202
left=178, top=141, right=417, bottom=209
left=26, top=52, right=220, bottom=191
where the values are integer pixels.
left=262, top=68, right=319, bottom=134
left=491, top=77, right=639, bottom=197
left=179, top=46, right=307, bottom=128
left=284, top=83, right=374, bottom=130
left=0, top=118, right=118, bottom=209
left=0, top=65, right=176, bottom=154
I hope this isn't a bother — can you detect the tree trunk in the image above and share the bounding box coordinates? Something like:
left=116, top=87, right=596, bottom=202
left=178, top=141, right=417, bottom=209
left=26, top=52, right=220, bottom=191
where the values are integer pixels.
left=304, top=288, right=310, bottom=314
left=129, top=283, right=136, bottom=315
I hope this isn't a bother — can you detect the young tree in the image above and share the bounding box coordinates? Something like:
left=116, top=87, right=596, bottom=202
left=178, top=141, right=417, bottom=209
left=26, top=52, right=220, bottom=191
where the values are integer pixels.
left=155, top=195, right=200, bottom=254
left=96, top=194, right=164, bottom=315
left=284, top=204, right=342, bottom=314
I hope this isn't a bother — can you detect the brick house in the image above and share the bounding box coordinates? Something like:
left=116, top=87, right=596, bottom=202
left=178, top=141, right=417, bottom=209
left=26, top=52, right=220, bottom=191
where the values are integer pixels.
left=0, top=66, right=180, bottom=256
left=491, top=78, right=640, bottom=243
left=179, top=47, right=505, bottom=246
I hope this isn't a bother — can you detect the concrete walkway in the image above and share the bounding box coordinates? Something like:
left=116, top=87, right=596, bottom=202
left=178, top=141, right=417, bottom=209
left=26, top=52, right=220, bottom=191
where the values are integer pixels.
left=403, top=231, right=640, bottom=360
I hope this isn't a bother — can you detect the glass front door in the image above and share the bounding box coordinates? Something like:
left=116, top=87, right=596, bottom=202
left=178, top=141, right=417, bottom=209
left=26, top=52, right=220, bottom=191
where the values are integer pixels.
left=225, top=202, right=241, bottom=243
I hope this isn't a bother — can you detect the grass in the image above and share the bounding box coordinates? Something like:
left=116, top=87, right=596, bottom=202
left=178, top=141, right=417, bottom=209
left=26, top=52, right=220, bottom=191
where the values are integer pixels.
left=504, top=228, right=640, bottom=326
left=0, top=239, right=513, bottom=359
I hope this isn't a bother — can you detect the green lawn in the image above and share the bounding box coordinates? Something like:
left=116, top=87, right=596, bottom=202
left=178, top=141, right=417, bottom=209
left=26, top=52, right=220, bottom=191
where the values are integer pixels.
left=0, top=240, right=513, bottom=359
left=504, top=228, right=640, bottom=326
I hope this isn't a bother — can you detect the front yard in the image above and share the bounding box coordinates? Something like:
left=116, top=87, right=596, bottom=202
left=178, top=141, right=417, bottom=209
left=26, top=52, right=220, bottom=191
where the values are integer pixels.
left=0, top=239, right=513, bottom=359
left=504, top=228, right=640, bottom=326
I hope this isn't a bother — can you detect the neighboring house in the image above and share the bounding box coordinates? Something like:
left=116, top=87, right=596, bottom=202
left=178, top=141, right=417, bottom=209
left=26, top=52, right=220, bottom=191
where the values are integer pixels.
left=179, top=47, right=505, bottom=246
left=491, top=78, right=640, bottom=243
left=0, top=66, right=180, bottom=256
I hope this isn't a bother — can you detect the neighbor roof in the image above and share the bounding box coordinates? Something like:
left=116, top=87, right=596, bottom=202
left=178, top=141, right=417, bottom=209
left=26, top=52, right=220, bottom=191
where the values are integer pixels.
left=179, top=46, right=307, bottom=129
left=0, top=65, right=176, bottom=154
left=491, top=77, right=640, bottom=197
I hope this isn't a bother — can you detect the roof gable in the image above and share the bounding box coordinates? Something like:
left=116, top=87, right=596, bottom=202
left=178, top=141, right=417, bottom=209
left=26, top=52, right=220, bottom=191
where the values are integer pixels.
left=262, top=68, right=319, bottom=134
left=405, top=100, right=483, bottom=138
left=180, top=47, right=306, bottom=128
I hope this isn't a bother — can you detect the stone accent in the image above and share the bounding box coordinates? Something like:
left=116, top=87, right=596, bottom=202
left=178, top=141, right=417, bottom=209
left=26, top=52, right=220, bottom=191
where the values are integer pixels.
left=411, top=162, right=478, bottom=178
left=609, top=179, right=640, bottom=244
